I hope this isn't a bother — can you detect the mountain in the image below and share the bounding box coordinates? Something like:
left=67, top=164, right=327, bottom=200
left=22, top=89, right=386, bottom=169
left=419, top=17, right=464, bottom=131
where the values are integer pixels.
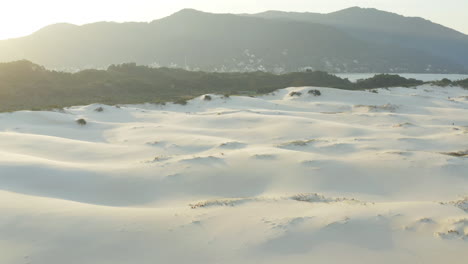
left=0, top=8, right=465, bottom=73
left=252, top=7, right=468, bottom=70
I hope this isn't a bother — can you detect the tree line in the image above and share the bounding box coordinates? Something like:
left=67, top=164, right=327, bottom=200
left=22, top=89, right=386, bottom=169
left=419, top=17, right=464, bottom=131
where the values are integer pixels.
left=0, top=60, right=464, bottom=112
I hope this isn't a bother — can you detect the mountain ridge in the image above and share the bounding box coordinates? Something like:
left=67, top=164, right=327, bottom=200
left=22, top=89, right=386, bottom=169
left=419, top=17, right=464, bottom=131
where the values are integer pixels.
left=251, top=7, right=468, bottom=69
left=0, top=7, right=466, bottom=73
left=255, top=7, right=468, bottom=37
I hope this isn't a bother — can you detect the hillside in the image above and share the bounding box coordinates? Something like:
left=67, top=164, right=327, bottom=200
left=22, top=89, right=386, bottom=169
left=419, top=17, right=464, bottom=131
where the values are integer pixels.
left=0, top=9, right=464, bottom=73
left=253, top=7, right=468, bottom=70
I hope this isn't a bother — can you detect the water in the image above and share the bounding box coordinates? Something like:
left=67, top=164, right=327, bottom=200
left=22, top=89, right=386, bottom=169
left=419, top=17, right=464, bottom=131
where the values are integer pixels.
left=335, top=73, right=468, bottom=82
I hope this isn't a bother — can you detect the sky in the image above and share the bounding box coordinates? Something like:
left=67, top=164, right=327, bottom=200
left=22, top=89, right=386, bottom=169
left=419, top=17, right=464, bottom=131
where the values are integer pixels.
left=0, top=0, right=467, bottom=40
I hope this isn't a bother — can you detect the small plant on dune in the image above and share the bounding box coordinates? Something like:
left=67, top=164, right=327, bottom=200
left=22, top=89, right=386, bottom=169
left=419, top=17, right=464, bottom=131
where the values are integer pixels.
left=308, top=89, right=321, bottom=96
left=76, top=118, right=87, bottom=126
left=355, top=104, right=398, bottom=112
left=289, top=91, right=302, bottom=97
left=290, top=193, right=328, bottom=203
left=223, top=94, right=231, bottom=99
left=152, top=156, right=163, bottom=162
left=419, top=218, right=434, bottom=223
left=393, top=122, right=414, bottom=128
left=94, top=106, right=104, bottom=112
left=369, top=89, right=379, bottom=94
left=441, top=150, right=468, bottom=157
left=451, top=197, right=468, bottom=212
left=279, top=139, right=316, bottom=147
left=203, top=95, right=212, bottom=101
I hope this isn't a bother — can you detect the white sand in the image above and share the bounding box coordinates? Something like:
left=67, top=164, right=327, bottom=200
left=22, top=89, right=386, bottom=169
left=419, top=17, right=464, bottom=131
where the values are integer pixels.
left=0, top=85, right=467, bottom=263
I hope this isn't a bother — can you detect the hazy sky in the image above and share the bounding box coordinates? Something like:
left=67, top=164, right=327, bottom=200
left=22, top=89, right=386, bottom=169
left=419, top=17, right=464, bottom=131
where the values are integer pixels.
left=1, top=0, right=467, bottom=40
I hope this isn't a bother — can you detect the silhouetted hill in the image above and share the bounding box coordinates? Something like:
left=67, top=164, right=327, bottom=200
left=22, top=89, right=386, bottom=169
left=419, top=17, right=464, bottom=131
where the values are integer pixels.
left=0, top=9, right=464, bottom=73
left=253, top=7, right=468, bottom=70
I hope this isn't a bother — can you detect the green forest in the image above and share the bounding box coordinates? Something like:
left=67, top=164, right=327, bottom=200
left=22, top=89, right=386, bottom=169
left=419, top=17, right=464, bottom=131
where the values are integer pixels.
left=0, top=60, right=465, bottom=112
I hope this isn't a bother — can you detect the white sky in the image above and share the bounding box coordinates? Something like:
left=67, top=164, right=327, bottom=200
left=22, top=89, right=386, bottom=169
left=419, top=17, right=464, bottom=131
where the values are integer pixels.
left=1, top=0, right=467, bottom=40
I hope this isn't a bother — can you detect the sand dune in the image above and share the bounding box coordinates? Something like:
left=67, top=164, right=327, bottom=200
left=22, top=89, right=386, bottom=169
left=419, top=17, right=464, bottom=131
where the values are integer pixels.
left=1, top=85, right=467, bottom=263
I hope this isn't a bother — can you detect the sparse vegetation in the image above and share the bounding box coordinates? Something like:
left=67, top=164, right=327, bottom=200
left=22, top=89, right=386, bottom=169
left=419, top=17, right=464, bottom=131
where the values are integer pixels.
left=94, top=107, right=104, bottom=112
left=453, top=78, right=468, bottom=89
left=289, top=91, right=302, bottom=97
left=189, top=193, right=366, bottom=209
left=190, top=198, right=249, bottom=209
left=290, top=193, right=328, bottom=203
left=430, top=77, right=468, bottom=89
left=441, top=150, right=468, bottom=157
left=279, top=139, right=316, bottom=147
left=431, top=78, right=453, bottom=87
left=450, top=197, right=468, bottom=212
left=308, top=89, right=322, bottom=96
left=203, top=95, right=212, bottom=101
left=356, top=74, right=424, bottom=89
left=354, top=104, right=398, bottom=112
left=393, top=122, right=414, bottom=128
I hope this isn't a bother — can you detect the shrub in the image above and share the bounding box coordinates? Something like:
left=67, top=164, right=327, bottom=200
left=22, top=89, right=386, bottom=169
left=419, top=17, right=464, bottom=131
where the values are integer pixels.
left=441, top=150, right=468, bottom=157
left=203, top=95, right=212, bottom=101
left=289, top=91, right=302, bottom=97
left=279, top=139, right=316, bottom=148
left=432, top=78, right=453, bottom=87
left=308, top=89, right=321, bottom=96
left=355, top=104, right=398, bottom=112
left=94, top=106, right=104, bottom=112
left=356, top=74, right=423, bottom=89
left=76, top=118, right=87, bottom=126
left=452, top=78, right=468, bottom=89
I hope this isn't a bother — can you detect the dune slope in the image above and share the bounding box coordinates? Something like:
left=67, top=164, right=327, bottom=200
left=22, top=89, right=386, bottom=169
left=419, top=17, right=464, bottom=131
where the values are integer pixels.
left=0, top=85, right=467, bottom=263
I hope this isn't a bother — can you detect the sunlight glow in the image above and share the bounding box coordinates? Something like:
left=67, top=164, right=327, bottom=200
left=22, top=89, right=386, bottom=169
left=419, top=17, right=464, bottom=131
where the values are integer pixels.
left=0, top=0, right=467, bottom=40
